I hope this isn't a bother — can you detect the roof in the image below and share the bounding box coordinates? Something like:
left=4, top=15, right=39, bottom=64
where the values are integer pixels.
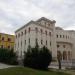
left=55, top=27, right=63, bottom=30
left=36, top=17, right=56, bottom=24
left=15, top=20, right=35, bottom=33
left=15, top=17, right=56, bottom=33
left=0, top=33, right=14, bottom=36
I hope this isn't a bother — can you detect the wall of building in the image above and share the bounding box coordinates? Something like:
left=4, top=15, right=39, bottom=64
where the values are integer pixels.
left=15, top=17, right=75, bottom=62
left=0, top=33, right=14, bottom=49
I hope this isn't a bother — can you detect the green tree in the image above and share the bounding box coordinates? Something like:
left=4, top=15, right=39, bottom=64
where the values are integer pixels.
left=0, top=48, right=18, bottom=65
left=23, top=44, right=52, bottom=70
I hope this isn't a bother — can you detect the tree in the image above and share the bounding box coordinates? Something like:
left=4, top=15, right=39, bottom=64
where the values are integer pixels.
left=23, top=44, right=52, bottom=70
left=0, top=48, right=18, bottom=65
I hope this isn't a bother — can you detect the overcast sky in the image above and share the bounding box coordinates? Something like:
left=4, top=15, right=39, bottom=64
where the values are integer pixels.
left=0, top=0, right=75, bottom=34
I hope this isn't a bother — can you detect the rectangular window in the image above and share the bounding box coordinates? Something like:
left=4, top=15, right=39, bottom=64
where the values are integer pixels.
left=41, top=40, right=43, bottom=45
left=63, top=35, right=64, bottom=38
left=2, top=37, right=4, bottom=41
left=60, top=35, right=62, bottom=38
left=57, top=35, right=58, bottom=38
left=57, top=45, right=59, bottom=48
left=49, top=32, right=51, bottom=36
left=63, top=45, right=66, bottom=48
left=50, top=42, right=51, bottom=46
left=35, top=27, right=38, bottom=33
left=8, top=38, right=11, bottom=41
left=25, top=30, right=26, bottom=35
left=8, top=46, right=10, bottom=49
left=25, top=40, right=26, bottom=45
left=21, top=32, right=23, bottom=36
left=29, top=38, right=30, bottom=44
left=46, top=40, right=47, bottom=45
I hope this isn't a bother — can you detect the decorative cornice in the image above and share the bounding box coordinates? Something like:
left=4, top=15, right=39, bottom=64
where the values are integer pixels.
left=15, top=20, right=53, bottom=33
left=15, top=20, right=35, bottom=33
left=36, top=17, right=56, bottom=24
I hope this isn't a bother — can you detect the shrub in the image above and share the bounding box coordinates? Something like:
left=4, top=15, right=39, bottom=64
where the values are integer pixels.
left=23, top=44, right=52, bottom=70
left=0, top=48, right=18, bottom=65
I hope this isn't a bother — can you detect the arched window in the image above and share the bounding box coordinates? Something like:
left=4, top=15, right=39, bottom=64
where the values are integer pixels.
left=29, top=38, right=30, bottom=44
left=63, top=51, right=67, bottom=60
left=29, top=27, right=31, bottom=33
left=63, top=35, right=64, bottom=38
left=25, top=30, right=26, bottom=35
left=57, top=51, right=62, bottom=60
left=57, top=35, right=58, bottom=38
left=49, top=32, right=51, bottom=36
left=35, top=27, right=38, bottom=33
left=57, top=45, right=60, bottom=48
left=21, top=32, right=23, bottom=36
left=46, top=40, right=47, bottom=45
left=40, top=29, right=43, bottom=34
left=16, top=35, right=17, bottom=38
left=45, top=30, right=47, bottom=35
left=18, top=33, right=20, bottom=37
left=66, top=35, right=67, bottom=39
left=60, top=35, right=62, bottom=38
left=68, top=51, right=71, bottom=60
left=41, top=40, right=43, bottom=45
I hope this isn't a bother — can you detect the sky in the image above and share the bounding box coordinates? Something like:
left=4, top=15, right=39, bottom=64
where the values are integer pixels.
left=0, top=0, right=75, bottom=34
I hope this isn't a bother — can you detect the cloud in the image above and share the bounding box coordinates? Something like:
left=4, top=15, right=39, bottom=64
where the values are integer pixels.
left=0, top=0, right=75, bottom=34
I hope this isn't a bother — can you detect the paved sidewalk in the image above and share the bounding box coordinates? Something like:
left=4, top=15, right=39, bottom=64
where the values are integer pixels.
left=0, top=63, right=14, bottom=69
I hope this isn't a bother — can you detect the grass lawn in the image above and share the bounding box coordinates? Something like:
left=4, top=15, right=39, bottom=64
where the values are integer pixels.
left=0, top=67, right=70, bottom=75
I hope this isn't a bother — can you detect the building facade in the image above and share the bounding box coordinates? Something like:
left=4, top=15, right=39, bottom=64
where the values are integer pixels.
left=0, top=33, right=15, bottom=50
left=15, top=17, right=75, bottom=63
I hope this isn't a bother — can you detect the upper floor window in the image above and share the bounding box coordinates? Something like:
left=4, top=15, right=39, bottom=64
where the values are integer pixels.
left=45, top=22, right=46, bottom=25
left=49, top=32, right=51, bottom=36
left=21, top=32, right=23, bottom=36
left=21, top=41, right=22, bottom=46
left=63, top=35, right=64, bottom=38
left=29, top=27, right=31, bottom=33
left=48, top=23, right=50, bottom=26
left=25, top=40, right=26, bottom=45
left=16, top=35, right=17, bottom=38
left=45, top=30, right=47, bottom=35
left=8, top=38, right=11, bottom=41
left=18, top=33, right=20, bottom=37
left=50, top=41, right=51, bottom=46
left=57, top=35, right=58, bottom=38
left=29, top=38, right=30, bottom=44
left=2, top=37, right=4, bottom=41
left=60, top=35, right=62, bottom=38
left=57, top=45, right=59, bottom=48
left=35, top=27, right=38, bottom=33
left=40, top=29, right=43, bottom=34
left=46, top=40, right=47, bottom=45
left=41, top=40, right=43, bottom=45
left=25, top=30, right=26, bottom=35
left=63, top=45, right=66, bottom=48
left=66, top=36, right=67, bottom=39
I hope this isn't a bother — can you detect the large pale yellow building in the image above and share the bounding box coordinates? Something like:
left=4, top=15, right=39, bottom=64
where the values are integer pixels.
left=0, top=33, right=15, bottom=49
